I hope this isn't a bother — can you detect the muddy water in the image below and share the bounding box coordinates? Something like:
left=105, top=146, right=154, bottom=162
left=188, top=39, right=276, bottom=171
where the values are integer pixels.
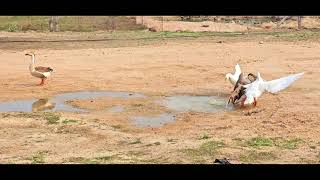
left=0, top=91, right=145, bottom=113
left=0, top=91, right=232, bottom=127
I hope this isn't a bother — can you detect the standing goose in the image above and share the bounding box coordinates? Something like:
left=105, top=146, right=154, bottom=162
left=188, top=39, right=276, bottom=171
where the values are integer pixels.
left=236, top=72, right=304, bottom=107
left=225, top=64, right=241, bottom=85
left=25, top=52, right=53, bottom=86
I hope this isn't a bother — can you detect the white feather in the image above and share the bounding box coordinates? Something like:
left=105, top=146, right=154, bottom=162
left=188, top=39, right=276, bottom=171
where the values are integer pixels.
left=242, top=72, right=304, bottom=105
left=226, top=64, right=241, bottom=85
left=261, top=72, right=304, bottom=94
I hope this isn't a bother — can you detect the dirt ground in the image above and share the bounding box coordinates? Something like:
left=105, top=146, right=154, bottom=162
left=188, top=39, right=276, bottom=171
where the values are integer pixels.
left=0, top=31, right=320, bottom=164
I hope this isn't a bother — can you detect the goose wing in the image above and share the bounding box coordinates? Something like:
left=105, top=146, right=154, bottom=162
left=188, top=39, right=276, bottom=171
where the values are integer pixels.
left=35, top=66, right=53, bottom=73
left=261, top=72, right=304, bottom=94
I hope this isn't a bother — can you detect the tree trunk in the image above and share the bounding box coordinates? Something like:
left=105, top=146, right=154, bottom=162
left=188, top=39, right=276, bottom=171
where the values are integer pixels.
left=297, top=16, right=302, bottom=30
left=49, top=16, right=59, bottom=32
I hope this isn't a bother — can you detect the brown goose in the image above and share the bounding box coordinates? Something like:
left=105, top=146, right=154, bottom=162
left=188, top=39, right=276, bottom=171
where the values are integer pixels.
left=25, top=52, right=53, bottom=86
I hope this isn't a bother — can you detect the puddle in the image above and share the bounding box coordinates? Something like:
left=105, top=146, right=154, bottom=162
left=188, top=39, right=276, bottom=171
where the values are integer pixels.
left=0, top=91, right=234, bottom=128
left=107, top=105, right=125, bottom=113
left=132, top=113, right=175, bottom=127
left=0, top=91, right=145, bottom=113
left=159, top=95, right=232, bottom=113
left=0, top=99, right=38, bottom=112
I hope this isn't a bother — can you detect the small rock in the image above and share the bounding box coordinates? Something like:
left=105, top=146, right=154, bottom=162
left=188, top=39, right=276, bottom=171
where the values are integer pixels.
left=259, top=41, right=264, bottom=44
left=201, top=24, right=209, bottom=27
left=217, top=41, right=223, bottom=43
left=148, top=27, right=157, bottom=32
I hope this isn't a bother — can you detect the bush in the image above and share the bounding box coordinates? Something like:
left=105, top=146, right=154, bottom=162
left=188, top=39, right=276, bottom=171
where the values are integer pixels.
left=7, top=22, right=18, bottom=32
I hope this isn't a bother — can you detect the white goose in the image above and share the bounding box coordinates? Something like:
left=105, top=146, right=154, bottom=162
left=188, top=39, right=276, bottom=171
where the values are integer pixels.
left=25, top=52, right=53, bottom=86
left=225, top=64, right=241, bottom=85
left=237, top=72, right=304, bottom=107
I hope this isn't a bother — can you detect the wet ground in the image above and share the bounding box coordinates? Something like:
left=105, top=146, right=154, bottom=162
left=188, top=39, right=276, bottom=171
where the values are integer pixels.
left=0, top=91, right=230, bottom=127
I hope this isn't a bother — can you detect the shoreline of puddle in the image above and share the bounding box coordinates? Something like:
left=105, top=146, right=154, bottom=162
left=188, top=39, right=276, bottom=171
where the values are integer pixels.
left=0, top=90, right=234, bottom=127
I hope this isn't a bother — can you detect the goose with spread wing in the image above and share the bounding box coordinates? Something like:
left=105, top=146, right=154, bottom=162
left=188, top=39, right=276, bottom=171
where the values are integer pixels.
left=25, top=52, right=53, bottom=86
left=235, top=72, right=304, bottom=107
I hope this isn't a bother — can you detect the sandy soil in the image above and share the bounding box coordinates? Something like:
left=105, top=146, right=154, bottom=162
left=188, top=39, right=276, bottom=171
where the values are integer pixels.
left=0, top=32, right=320, bottom=164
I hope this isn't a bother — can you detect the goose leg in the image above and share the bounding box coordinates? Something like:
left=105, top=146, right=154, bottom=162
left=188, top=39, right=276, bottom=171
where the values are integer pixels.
left=237, top=95, right=246, bottom=108
left=253, top=97, right=257, bottom=107
left=39, top=78, right=45, bottom=86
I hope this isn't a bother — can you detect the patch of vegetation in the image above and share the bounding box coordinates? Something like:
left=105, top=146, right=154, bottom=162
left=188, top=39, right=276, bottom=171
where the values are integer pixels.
left=129, top=138, right=142, bottom=145
left=128, top=151, right=146, bottom=156
left=245, top=136, right=304, bottom=150
left=154, top=142, right=161, bottom=146
left=62, top=119, right=77, bottom=124
left=232, top=138, right=247, bottom=147
left=140, top=156, right=169, bottom=164
left=66, top=154, right=122, bottom=164
left=95, top=155, right=119, bottom=162
left=160, top=31, right=202, bottom=38
left=8, top=112, right=42, bottom=119
left=182, top=140, right=225, bottom=158
left=246, top=137, right=273, bottom=148
left=309, top=146, right=316, bottom=149
left=66, top=157, right=99, bottom=164
left=167, top=138, right=178, bottom=143
left=273, top=138, right=304, bottom=150
left=239, top=151, right=277, bottom=163
left=0, top=16, right=144, bottom=32
left=28, top=151, right=49, bottom=164
left=199, top=134, right=210, bottom=140
left=7, top=22, right=19, bottom=32
left=43, top=112, right=60, bottom=124
left=299, top=157, right=318, bottom=164
left=1, top=113, right=11, bottom=118
left=111, top=125, right=122, bottom=129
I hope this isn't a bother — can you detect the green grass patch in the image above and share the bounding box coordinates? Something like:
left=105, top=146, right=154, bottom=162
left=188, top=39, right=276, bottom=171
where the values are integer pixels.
left=27, top=151, right=49, bottom=164
left=239, top=151, right=277, bottom=163
left=43, top=112, right=60, bottom=124
left=246, top=137, right=273, bottom=148
left=129, top=138, right=142, bottom=145
left=62, top=119, right=77, bottom=124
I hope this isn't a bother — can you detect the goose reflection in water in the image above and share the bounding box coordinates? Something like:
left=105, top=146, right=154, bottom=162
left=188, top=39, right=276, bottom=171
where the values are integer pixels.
left=32, top=99, right=55, bottom=112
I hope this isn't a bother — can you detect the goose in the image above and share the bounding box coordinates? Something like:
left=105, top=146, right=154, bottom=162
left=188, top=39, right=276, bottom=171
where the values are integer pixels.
left=25, top=52, right=53, bottom=86
left=235, top=72, right=304, bottom=107
left=225, top=64, right=241, bottom=85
